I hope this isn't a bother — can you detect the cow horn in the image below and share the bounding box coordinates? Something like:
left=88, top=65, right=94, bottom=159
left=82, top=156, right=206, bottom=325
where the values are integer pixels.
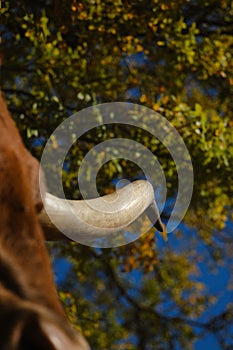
left=39, top=180, right=164, bottom=243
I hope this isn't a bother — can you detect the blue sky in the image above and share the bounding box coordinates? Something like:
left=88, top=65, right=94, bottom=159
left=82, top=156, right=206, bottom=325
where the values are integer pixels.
left=53, top=216, right=232, bottom=349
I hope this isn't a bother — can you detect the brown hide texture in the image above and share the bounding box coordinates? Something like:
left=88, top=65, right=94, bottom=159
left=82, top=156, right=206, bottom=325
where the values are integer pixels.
left=0, top=93, right=89, bottom=350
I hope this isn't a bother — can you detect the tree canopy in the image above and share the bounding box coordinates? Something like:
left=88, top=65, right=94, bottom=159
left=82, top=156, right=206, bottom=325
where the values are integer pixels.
left=1, top=1, right=233, bottom=349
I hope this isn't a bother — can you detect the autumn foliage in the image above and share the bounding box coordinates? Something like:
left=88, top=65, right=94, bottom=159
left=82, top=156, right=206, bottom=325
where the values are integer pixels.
left=1, top=1, right=233, bottom=349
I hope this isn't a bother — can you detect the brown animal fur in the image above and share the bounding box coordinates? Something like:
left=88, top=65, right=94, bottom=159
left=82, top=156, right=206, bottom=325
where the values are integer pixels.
left=0, top=93, right=89, bottom=349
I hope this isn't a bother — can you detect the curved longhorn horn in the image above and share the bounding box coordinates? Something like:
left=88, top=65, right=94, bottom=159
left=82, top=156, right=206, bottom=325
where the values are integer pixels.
left=39, top=180, right=164, bottom=242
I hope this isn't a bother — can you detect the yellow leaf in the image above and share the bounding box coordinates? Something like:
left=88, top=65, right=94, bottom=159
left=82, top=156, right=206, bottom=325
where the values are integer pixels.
left=51, top=135, right=58, bottom=149
left=136, top=44, right=144, bottom=52
left=160, top=224, right=168, bottom=241
left=125, top=35, right=133, bottom=42
left=110, top=28, right=116, bottom=35
left=140, top=94, right=147, bottom=102
left=153, top=103, right=160, bottom=111
left=157, top=41, right=165, bottom=46
left=161, top=4, right=169, bottom=10
left=229, top=77, right=233, bottom=85
left=88, top=25, right=95, bottom=31
left=162, top=95, right=169, bottom=104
